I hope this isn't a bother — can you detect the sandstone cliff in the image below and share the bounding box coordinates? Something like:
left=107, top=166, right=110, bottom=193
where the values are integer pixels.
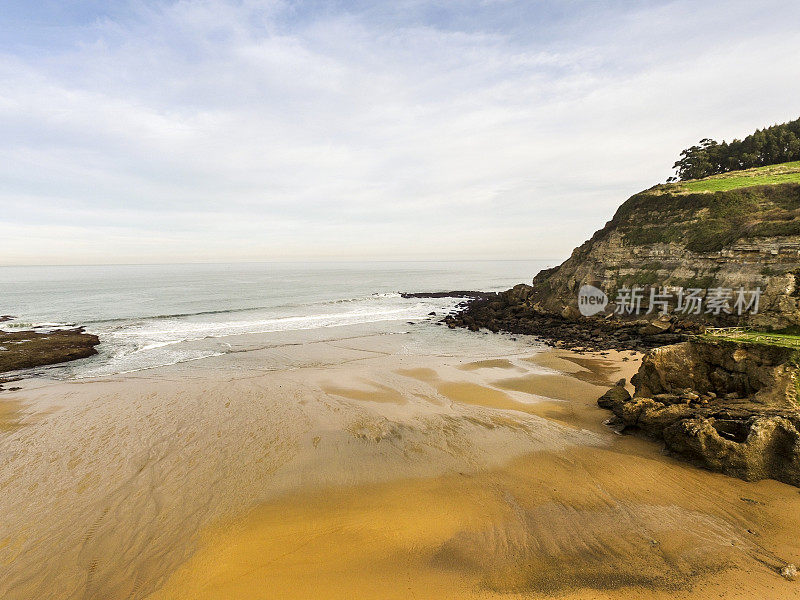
left=530, top=175, right=800, bottom=329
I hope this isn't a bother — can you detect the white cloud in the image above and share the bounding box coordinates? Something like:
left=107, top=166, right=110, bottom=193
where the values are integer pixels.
left=1, top=0, right=799, bottom=264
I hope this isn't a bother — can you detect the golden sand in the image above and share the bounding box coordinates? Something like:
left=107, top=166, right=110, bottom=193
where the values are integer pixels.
left=146, top=444, right=799, bottom=600
left=457, top=358, right=524, bottom=371
left=0, top=399, right=22, bottom=432
left=2, top=336, right=799, bottom=600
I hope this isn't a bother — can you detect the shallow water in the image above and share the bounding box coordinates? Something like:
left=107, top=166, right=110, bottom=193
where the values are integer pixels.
left=0, top=260, right=554, bottom=377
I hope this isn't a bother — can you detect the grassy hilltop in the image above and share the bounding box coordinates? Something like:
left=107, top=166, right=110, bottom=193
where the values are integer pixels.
left=677, top=161, right=800, bottom=192
left=614, top=162, right=800, bottom=254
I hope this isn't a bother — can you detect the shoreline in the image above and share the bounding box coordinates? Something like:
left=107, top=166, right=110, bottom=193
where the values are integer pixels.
left=1, top=326, right=799, bottom=599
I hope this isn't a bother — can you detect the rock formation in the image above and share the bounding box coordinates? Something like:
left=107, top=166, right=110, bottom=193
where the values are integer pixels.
left=529, top=182, right=800, bottom=329
left=443, top=284, right=698, bottom=351
left=598, top=338, right=800, bottom=486
left=0, top=328, right=100, bottom=373
left=447, top=167, right=800, bottom=345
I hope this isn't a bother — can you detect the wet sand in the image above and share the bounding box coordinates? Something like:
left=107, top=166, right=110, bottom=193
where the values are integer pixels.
left=0, top=399, right=22, bottom=432
left=1, top=331, right=799, bottom=599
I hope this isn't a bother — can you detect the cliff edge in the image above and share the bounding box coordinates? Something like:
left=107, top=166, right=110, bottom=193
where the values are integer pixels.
left=530, top=163, right=800, bottom=329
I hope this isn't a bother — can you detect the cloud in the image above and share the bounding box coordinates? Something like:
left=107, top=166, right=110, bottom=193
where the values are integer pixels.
left=1, top=0, right=799, bottom=264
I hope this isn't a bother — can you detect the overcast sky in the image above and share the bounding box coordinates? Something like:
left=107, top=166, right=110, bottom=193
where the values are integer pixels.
left=1, top=0, right=799, bottom=265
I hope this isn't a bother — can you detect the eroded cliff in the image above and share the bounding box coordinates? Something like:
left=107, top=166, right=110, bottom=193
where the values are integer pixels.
left=530, top=177, right=800, bottom=329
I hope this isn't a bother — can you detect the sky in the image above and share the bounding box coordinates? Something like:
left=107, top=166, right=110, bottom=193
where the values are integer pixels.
left=1, top=0, right=799, bottom=265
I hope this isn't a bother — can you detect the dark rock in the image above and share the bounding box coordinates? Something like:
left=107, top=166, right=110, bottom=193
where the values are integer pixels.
left=400, top=291, right=491, bottom=299
left=0, top=328, right=100, bottom=373
left=597, top=385, right=631, bottom=410
left=639, top=316, right=673, bottom=335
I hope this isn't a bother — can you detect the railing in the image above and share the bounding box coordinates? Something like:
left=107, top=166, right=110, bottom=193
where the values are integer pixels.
left=703, top=326, right=751, bottom=336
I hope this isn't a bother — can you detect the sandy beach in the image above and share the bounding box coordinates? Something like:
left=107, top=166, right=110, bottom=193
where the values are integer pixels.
left=1, top=327, right=799, bottom=599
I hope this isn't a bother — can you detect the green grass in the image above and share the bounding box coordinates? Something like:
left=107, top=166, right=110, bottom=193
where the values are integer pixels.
left=676, top=161, right=800, bottom=193
left=700, top=328, right=800, bottom=349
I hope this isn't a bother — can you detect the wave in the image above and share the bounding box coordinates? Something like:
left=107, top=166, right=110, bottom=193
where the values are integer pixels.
left=87, top=292, right=407, bottom=325
left=107, top=304, right=433, bottom=341
left=1, top=321, right=77, bottom=330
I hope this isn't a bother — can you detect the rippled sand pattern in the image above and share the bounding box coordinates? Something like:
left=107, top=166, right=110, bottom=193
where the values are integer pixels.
left=1, top=337, right=799, bottom=600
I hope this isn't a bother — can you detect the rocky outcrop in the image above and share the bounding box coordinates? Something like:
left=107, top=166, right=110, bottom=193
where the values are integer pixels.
left=447, top=182, right=800, bottom=346
left=400, top=290, right=491, bottom=299
left=599, top=339, right=800, bottom=486
left=530, top=183, right=800, bottom=329
left=0, top=328, right=100, bottom=373
left=443, top=284, right=700, bottom=351
left=632, top=340, right=799, bottom=407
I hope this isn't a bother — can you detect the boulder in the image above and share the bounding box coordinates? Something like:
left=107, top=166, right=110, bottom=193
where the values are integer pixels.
left=598, top=338, right=800, bottom=487
left=639, top=315, right=673, bottom=335
left=597, top=385, right=631, bottom=410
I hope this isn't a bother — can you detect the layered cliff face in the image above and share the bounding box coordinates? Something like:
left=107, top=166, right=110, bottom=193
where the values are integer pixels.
left=530, top=172, right=800, bottom=329
left=598, top=339, right=800, bottom=486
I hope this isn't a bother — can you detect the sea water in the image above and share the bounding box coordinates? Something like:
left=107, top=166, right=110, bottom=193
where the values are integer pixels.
left=0, top=260, right=554, bottom=377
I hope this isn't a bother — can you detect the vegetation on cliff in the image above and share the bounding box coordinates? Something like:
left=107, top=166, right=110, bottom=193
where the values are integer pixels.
left=673, top=117, right=800, bottom=180
left=615, top=178, right=800, bottom=253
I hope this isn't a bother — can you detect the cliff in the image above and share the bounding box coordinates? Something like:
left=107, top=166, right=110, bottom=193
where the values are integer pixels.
left=530, top=162, right=800, bottom=329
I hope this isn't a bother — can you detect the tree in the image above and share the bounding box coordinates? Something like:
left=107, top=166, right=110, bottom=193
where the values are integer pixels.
left=672, top=117, right=800, bottom=180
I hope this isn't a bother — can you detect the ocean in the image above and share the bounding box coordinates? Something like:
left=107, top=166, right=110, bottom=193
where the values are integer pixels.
left=0, top=260, right=554, bottom=378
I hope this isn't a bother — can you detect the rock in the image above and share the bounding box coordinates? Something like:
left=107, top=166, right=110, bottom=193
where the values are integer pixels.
left=597, top=338, right=800, bottom=487
left=639, top=317, right=673, bottom=336
left=523, top=179, right=800, bottom=330
left=561, top=305, right=581, bottom=320
left=400, top=291, right=491, bottom=299
left=781, top=564, right=798, bottom=581
left=505, top=283, right=533, bottom=304
left=633, top=341, right=800, bottom=408
left=654, top=393, right=682, bottom=403
left=0, top=328, right=100, bottom=373
left=597, top=385, right=631, bottom=410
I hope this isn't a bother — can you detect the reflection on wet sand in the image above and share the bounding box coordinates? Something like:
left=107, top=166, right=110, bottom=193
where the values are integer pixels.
left=2, top=336, right=799, bottom=600
left=146, top=435, right=798, bottom=600
left=0, top=399, right=22, bottom=432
